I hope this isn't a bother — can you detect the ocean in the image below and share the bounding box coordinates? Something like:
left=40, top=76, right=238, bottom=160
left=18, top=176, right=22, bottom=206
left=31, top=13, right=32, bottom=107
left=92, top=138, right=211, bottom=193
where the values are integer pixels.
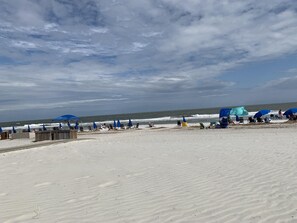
left=1, top=102, right=297, bottom=128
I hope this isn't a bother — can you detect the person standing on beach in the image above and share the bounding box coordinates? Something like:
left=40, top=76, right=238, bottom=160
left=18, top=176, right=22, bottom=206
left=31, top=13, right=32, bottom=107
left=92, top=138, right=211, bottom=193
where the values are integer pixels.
left=278, top=109, right=283, bottom=119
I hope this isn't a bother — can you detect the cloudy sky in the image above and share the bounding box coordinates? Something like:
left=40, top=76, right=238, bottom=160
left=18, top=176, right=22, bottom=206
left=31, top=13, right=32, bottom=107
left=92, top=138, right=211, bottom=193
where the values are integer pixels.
left=1, top=0, right=297, bottom=121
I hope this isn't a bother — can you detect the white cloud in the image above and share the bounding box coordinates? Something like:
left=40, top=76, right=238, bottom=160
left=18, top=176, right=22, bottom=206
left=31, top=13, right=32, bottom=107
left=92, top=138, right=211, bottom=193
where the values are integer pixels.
left=0, top=97, right=128, bottom=112
left=141, top=32, right=163, bottom=37
left=0, top=82, right=37, bottom=87
left=0, top=0, right=297, bottom=119
left=11, top=40, right=38, bottom=49
left=90, top=27, right=108, bottom=33
left=263, top=76, right=297, bottom=90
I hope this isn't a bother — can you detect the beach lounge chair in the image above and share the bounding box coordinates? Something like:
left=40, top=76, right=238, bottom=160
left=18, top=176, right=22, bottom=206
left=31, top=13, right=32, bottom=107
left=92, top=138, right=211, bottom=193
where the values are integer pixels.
left=248, top=117, right=255, bottom=123
left=264, top=117, right=271, bottom=123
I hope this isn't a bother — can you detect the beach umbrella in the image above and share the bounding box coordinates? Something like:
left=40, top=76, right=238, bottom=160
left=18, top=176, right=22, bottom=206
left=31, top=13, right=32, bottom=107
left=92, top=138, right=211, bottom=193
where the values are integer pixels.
left=53, top=114, right=79, bottom=121
left=27, top=125, right=31, bottom=132
left=0, top=127, right=2, bottom=133
left=219, top=108, right=232, bottom=118
left=113, top=120, right=116, bottom=128
left=12, top=126, right=16, bottom=133
left=74, top=121, right=79, bottom=130
left=93, top=122, right=97, bottom=129
left=253, top=109, right=271, bottom=119
left=117, top=120, right=121, bottom=128
left=230, top=106, right=248, bottom=116
left=42, top=124, right=47, bottom=131
left=283, top=108, right=297, bottom=118
left=128, top=119, right=133, bottom=127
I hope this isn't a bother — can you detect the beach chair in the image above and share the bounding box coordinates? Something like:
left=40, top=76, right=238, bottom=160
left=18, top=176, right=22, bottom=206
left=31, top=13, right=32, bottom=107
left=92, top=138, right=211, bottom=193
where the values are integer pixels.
left=210, top=122, right=217, bottom=128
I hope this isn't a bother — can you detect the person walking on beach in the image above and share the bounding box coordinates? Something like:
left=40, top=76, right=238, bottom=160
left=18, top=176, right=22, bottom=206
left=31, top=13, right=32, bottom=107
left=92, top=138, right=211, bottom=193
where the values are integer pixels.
left=278, top=109, right=283, bottom=119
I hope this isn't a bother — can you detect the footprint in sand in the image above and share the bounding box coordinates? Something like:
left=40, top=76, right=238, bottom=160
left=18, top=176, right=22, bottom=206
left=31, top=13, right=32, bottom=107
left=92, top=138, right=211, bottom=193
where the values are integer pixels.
left=126, top=172, right=145, bottom=178
left=79, top=195, right=97, bottom=201
left=65, top=195, right=97, bottom=204
left=65, top=199, right=77, bottom=204
left=34, top=182, right=52, bottom=187
left=75, top=176, right=91, bottom=181
left=3, top=211, right=39, bottom=223
left=98, top=181, right=118, bottom=188
left=175, top=162, right=190, bottom=166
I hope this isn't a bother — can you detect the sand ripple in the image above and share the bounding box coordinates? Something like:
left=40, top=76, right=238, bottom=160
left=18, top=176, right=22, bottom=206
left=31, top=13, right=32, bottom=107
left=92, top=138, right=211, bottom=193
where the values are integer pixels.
left=1, top=127, right=297, bottom=222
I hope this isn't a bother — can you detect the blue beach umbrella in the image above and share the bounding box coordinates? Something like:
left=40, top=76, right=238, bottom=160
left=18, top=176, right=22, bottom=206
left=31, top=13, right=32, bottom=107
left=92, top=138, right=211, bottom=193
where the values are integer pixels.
left=93, top=122, right=97, bottom=129
left=253, top=109, right=271, bottom=119
left=12, top=126, right=16, bottom=133
left=0, top=127, right=2, bottom=133
left=128, top=119, right=133, bottom=127
left=53, top=114, right=79, bottom=121
left=117, top=120, right=121, bottom=128
left=113, top=120, right=117, bottom=128
left=284, top=108, right=297, bottom=118
left=230, top=106, right=248, bottom=116
left=74, top=121, right=79, bottom=130
left=219, top=108, right=232, bottom=118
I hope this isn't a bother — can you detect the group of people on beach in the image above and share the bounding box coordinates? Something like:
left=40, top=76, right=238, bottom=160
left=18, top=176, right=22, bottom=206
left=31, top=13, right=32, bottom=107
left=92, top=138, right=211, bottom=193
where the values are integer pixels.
left=223, top=109, right=287, bottom=125
left=247, top=109, right=284, bottom=124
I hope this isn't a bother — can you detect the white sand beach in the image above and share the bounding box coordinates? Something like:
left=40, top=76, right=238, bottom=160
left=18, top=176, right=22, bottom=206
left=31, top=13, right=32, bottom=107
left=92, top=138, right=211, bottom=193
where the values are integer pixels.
left=1, top=125, right=297, bottom=222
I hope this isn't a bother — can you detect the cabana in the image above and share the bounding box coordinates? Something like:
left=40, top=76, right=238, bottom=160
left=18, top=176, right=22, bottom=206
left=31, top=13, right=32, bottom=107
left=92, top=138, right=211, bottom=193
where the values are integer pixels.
left=253, top=109, right=271, bottom=118
left=253, top=109, right=272, bottom=122
left=53, top=114, right=79, bottom=121
left=219, top=107, right=248, bottom=118
left=284, top=108, right=297, bottom=119
left=53, top=114, right=79, bottom=129
left=219, top=106, right=249, bottom=127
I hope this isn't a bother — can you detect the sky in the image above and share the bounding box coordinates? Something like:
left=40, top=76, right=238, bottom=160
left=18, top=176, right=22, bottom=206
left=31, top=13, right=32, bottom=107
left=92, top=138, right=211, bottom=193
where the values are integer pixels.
left=1, top=0, right=297, bottom=121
